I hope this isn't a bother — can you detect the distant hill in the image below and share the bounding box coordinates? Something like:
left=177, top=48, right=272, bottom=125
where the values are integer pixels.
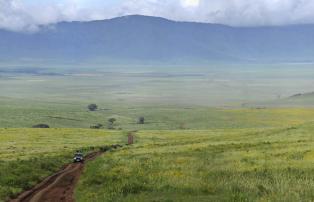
left=282, top=92, right=314, bottom=106
left=248, top=92, right=314, bottom=108
left=1, top=15, right=314, bottom=66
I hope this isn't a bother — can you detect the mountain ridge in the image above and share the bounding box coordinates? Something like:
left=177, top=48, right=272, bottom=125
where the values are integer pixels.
left=1, top=15, right=314, bottom=67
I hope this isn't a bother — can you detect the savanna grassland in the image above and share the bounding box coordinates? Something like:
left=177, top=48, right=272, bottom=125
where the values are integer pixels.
left=1, top=67, right=314, bottom=201
left=0, top=129, right=125, bottom=200
left=76, top=124, right=314, bottom=201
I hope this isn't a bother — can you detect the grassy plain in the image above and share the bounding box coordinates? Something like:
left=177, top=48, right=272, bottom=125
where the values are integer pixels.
left=2, top=97, right=314, bottom=130
left=76, top=124, right=314, bottom=201
left=1, top=67, right=314, bottom=201
left=0, top=129, right=125, bottom=201
left=1, top=67, right=314, bottom=129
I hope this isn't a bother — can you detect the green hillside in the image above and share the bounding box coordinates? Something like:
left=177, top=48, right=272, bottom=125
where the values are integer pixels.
left=0, top=129, right=125, bottom=200
left=2, top=112, right=314, bottom=201
left=1, top=69, right=314, bottom=201
left=76, top=124, right=314, bottom=201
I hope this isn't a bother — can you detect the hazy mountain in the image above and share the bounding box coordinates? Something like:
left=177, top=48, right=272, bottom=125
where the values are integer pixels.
left=1, top=15, right=314, bottom=66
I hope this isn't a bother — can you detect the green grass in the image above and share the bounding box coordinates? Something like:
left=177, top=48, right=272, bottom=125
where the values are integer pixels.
left=1, top=71, right=314, bottom=130
left=1, top=67, right=314, bottom=108
left=2, top=97, right=314, bottom=130
left=2, top=72, right=314, bottom=129
left=2, top=69, right=314, bottom=201
left=0, top=128, right=125, bottom=201
left=76, top=123, right=314, bottom=201
left=2, top=105, right=314, bottom=201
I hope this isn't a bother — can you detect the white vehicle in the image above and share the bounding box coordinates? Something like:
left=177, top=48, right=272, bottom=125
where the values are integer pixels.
left=73, top=151, right=84, bottom=163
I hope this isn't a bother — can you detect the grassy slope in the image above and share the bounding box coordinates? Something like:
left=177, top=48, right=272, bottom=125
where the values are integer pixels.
left=76, top=124, right=314, bottom=201
left=2, top=102, right=314, bottom=201
left=0, top=129, right=125, bottom=201
left=2, top=70, right=314, bottom=201
left=264, top=94, right=314, bottom=107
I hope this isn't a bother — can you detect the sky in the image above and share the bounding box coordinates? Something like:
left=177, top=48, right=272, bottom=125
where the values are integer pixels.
left=1, top=0, right=314, bottom=31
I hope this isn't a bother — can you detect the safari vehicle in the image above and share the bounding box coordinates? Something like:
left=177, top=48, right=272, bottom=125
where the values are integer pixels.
left=73, top=151, right=84, bottom=163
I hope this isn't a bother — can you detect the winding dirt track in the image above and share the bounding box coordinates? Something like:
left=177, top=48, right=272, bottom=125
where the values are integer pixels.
left=11, top=151, right=104, bottom=202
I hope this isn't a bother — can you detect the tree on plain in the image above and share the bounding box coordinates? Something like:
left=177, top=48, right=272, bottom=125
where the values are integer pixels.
left=138, top=117, right=145, bottom=124
left=108, top=118, right=117, bottom=124
left=107, top=118, right=117, bottom=129
left=88, top=104, right=98, bottom=111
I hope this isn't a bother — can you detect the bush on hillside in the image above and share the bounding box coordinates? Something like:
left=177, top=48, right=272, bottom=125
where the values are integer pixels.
left=88, top=104, right=98, bottom=111
left=138, top=117, right=145, bottom=124
left=32, top=124, right=50, bottom=128
left=90, top=124, right=103, bottom=129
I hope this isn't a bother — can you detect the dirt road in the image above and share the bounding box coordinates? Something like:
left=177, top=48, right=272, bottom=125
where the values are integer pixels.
left=10, top=147, right=117, bottom=202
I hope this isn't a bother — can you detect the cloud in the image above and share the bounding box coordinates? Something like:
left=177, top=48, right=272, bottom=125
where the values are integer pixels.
left=118, top=0, right=314, bottom=26
left=196, top=0, right=314, bottom=26
left=182, top=0, right=200, bottom=8
left=0, top=0, right=108, bottom=32
left=1, top=0, right=314, bottom=32
left=0, top=0, right=33, bottom=31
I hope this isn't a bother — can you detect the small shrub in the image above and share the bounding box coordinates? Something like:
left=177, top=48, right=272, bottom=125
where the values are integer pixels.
left=107, top=118, right=117, bottom=129
left=100, top=146, right=111, bottom=152
left=137, top=117, right=145, bottom=124
left=88, top=104, right=98, bottom=111
left=108, top=118, right=116, bottom=124
left=32, top=124, right=50, bottom=128
left=90, top=124, right=103, bottom=129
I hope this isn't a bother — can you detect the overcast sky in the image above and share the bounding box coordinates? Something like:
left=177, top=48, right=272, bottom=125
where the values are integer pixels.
left=1, top=0, right=314, bottom=31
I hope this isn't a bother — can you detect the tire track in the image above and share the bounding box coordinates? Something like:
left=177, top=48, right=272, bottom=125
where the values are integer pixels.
left=11, top=145, right=122, bottom=202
